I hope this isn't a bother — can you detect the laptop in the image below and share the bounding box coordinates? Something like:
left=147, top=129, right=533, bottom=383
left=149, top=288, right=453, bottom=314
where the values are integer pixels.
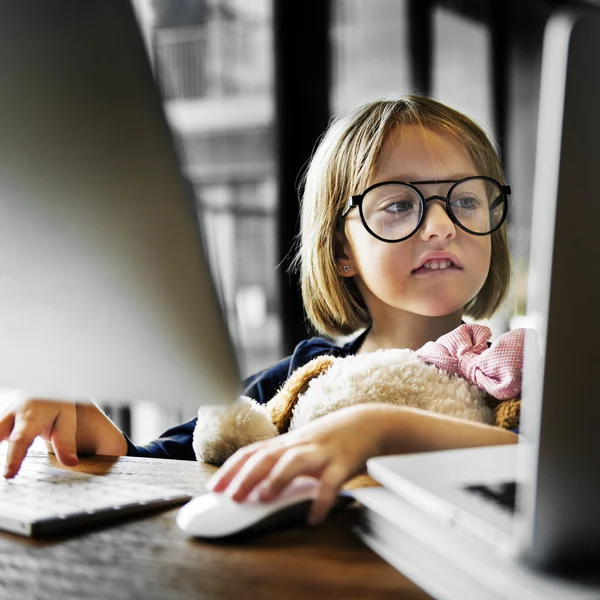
left=0, top=0, right=240, bottom=409
left=0, top=1, right=241, bottom=536
left=356, top=7, right=600, bottom=597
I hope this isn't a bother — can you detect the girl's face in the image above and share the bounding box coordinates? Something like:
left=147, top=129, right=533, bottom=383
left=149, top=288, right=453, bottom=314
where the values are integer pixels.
left=339, top=126, right=492, bottom=320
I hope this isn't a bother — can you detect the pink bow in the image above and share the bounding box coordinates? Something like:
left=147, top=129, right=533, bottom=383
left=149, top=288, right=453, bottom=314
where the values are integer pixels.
left=415, top=324, right=525, bottom=399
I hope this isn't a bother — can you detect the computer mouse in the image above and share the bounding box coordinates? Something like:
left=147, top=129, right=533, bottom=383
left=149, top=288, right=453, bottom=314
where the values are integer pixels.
left=177, top=476, right=325, bottom=538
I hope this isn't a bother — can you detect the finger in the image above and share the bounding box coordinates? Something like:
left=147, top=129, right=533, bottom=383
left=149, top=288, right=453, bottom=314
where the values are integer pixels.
left=3, top=414, right=41, bottom=479
left=307, top=464, right=348, bottom=526
left=49, top=406, right=79, bottom=467
left=259, top=446, right=328, bottom=502
left=226, top=447, right=284, bottom=501
left=0, top=413, right=15, bottom=443
left=207, top=445, right=261, bottom=492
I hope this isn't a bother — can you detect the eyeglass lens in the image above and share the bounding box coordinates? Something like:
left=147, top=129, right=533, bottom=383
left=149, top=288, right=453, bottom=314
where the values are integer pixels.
left=360, top=179, right=505, bottom=241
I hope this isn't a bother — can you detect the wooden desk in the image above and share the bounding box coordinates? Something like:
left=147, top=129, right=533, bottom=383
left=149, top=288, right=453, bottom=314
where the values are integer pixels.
left=0, top=451, right=432, bottom=600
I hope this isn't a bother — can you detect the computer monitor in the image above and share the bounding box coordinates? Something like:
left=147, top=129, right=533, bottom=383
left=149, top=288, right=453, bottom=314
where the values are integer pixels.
left=0, top=1, right=241, bottom=409
left=517, top=7, right=600, bottom=562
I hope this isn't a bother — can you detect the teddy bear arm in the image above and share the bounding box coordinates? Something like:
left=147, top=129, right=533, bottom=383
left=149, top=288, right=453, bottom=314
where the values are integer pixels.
left=193, top=397, right=278, bottom=466
left=267, top=355, right=336, bottom=433
left=493, top=398, right=521, bottom=430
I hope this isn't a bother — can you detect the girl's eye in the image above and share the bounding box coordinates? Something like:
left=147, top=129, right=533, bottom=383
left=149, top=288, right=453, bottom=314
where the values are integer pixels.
left=381, top=198, right=415, bottom=213
left=451, top=195, right=480, bottom=210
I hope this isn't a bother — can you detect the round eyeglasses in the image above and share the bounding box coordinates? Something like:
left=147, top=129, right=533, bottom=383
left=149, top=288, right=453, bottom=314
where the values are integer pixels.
left=340, top=176, right=510, bottom=243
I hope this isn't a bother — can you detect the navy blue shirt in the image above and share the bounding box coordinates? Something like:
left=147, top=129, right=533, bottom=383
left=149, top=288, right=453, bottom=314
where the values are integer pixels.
left=125, top=333, right=367, bottom=460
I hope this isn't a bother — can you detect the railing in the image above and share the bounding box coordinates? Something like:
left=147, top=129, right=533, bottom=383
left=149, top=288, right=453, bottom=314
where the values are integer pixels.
left=153, top=19, right=272, bottom=101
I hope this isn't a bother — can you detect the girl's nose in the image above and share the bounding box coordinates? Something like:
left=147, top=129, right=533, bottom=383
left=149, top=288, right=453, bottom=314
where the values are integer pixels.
left=419, top=200, right=456, bottom=241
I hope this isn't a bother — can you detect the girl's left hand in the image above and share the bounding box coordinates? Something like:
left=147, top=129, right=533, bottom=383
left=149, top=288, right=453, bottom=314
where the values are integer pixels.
left=207, top=404, right=387, bottom=525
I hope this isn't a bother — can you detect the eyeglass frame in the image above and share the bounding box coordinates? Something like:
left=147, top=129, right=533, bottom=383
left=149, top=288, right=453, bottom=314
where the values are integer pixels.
left=340, top=175, right=511, bottom=243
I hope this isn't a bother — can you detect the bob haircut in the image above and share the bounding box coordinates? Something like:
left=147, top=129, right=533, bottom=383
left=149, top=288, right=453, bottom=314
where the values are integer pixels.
left=293, top=95, right=511, bottom=338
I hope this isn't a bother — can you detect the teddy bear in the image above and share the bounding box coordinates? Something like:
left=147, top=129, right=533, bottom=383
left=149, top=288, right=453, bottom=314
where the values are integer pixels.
left=193, top=324, right=524, bottom=466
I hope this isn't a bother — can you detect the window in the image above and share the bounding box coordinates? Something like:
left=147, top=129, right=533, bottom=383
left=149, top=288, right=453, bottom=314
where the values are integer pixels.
left=130, top=0, right=279, bottom=443
left=332, top=0, right=411, bottom=114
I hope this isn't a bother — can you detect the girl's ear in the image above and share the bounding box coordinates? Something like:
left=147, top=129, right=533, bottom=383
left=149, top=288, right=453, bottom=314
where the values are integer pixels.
left=335, top=229, right=355, bottom=277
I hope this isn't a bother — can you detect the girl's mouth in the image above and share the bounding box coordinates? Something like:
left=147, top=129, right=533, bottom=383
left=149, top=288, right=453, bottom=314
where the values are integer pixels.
left=412, top=259, right=461, bottom=274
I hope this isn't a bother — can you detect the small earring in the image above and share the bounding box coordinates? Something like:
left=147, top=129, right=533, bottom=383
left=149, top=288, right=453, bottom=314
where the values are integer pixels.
left=343, top=265, right=351, bottom=273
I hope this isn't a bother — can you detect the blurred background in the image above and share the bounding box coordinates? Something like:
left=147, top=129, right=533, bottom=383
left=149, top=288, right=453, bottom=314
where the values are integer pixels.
left=119, top=0, right=559, bottom=444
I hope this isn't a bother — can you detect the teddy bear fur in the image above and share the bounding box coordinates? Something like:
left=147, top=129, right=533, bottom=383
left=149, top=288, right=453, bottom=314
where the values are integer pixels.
left=193, top=348, right=521, bottom=466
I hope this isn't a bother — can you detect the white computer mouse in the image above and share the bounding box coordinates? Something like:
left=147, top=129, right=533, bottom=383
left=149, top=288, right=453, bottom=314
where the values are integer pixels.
left=176, top=476, right=323, bottom=538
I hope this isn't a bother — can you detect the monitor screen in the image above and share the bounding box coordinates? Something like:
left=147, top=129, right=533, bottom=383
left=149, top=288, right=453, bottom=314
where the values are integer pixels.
left=0, top=1, right=240, bottom=409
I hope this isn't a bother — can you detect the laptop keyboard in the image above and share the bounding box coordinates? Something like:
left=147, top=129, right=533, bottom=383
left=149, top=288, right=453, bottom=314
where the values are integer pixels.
left=0, top=460, right=192, bottom=537
left=464, top=481, right=517, bottom=513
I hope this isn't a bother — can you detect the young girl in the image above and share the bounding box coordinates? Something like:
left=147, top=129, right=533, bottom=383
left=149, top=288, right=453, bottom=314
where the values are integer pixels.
left=1, top=96, right=518, bottom=524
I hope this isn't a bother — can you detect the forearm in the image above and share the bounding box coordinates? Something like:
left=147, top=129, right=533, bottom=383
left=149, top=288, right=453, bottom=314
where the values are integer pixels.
left=369, top=404, right=518, bottom=457
left=74, top=401, right=128, bottom=457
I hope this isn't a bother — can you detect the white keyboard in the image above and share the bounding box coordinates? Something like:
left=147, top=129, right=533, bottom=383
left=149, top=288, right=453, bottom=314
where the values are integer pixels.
left=0, top=460, right=192, bottom=537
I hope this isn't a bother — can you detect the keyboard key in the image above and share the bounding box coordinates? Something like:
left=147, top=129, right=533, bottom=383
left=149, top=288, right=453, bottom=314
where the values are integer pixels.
left=464, top=481, right=517, bottom=513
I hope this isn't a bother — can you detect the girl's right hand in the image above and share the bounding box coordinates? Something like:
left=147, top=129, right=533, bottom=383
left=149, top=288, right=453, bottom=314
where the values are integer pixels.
left=208, top=404, right=389, bottom=525
left=0, top=391, right=80, bottom=478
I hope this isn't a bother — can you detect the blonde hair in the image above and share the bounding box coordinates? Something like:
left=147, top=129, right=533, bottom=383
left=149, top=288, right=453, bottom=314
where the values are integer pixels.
left=293, top=95, right=511, bottom=338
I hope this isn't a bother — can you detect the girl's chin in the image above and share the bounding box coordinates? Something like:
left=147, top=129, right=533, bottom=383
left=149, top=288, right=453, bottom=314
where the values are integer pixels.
left=409, top=300, right=468, bottom=318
